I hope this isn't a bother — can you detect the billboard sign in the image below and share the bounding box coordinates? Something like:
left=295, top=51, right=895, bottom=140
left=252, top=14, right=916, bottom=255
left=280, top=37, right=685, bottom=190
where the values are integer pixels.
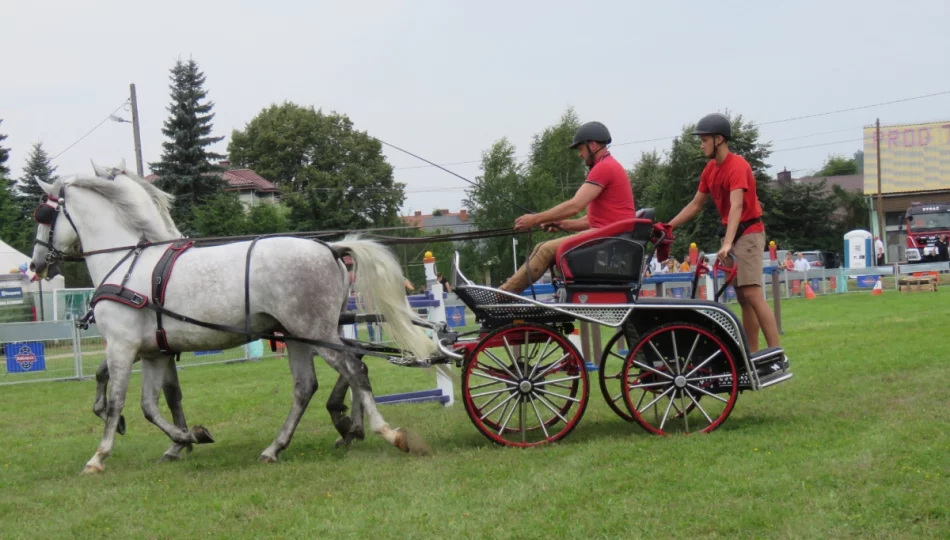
left=863, top=121, right=950, bottom=194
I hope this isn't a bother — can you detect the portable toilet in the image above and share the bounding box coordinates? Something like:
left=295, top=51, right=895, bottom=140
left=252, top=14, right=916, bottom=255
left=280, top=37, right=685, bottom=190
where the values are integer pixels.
left=843, top=230, right=873, bottom=269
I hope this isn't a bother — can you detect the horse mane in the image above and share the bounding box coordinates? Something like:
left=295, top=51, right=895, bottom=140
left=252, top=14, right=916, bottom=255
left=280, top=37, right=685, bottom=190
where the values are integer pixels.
left=67, top=166, right=183, bottom=242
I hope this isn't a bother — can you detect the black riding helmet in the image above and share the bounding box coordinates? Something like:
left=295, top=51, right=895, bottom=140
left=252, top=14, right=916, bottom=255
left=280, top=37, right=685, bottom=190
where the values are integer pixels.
left=569, top=121, right=612, bottom=149
left=692, top=113, right=732, bottom=140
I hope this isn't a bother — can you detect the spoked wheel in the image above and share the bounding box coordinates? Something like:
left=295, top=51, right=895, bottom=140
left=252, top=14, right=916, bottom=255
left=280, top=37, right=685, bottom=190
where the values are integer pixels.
left=462, top=323, right=589, bottom=447
left=598, top=331, right=636, bottom=422
left=621, top=323, right=739, bottom=435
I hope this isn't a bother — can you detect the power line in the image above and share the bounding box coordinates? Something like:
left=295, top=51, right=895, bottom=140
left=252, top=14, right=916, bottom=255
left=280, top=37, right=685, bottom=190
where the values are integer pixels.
left=50, top=99, right=131, bottom=161
left=389, top=89, right=950, bottom=172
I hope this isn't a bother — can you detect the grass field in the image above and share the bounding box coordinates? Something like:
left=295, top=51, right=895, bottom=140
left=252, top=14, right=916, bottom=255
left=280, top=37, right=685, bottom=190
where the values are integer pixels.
left=1, top=292, right=948, bottom=538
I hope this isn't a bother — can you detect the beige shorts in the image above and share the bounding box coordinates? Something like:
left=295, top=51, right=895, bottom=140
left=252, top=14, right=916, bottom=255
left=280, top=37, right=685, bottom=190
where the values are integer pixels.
left=723, top=232, right=765, bottom=288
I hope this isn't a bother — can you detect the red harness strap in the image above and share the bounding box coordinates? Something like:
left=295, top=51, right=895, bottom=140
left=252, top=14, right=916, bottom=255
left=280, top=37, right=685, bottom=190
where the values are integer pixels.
left=151, top=240, right=194, bottom=353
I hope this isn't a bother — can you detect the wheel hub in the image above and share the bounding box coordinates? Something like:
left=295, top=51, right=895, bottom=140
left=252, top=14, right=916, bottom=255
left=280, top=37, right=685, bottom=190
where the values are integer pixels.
left=674, top=375, right=687, bottom=388
left=518, top=380, right=534, bottom=394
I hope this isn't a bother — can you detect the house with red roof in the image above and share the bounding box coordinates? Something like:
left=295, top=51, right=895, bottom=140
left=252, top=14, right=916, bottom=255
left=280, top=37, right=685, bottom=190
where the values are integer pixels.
left=145, top=160, right=280, bottom=209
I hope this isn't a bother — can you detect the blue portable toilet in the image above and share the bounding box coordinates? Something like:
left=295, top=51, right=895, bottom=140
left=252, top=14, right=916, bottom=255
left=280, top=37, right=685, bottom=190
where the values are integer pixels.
left=843, top=230, right=873, bottom=269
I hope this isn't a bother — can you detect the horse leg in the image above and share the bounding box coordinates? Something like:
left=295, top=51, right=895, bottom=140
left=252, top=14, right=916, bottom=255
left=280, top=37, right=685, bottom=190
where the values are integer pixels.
left=82, top=342, right=136, bottom=474
left=327, top=368, right=366, bottom=448
left=92, top=359, right=127, bottom=436
left=140, top=355, right=214, bottom=454
left=321, top=347, right=427, bottom=455
left=259, top=341, right=318, bottom=463
left=159, top=358, right=194, bottom=461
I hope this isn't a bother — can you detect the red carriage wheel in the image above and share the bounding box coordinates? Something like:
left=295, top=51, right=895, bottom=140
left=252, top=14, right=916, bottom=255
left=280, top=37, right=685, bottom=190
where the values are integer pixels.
left=462, top=323, right=589, bottom=447
left=598, top=331, right=636, bottom=422
left=621, top=323, right=739, bottom=435
left=600, top=331, right=698, bottom=423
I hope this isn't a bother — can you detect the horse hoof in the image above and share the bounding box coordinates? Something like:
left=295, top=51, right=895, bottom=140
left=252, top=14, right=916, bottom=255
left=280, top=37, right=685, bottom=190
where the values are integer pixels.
left=190, top=425, right=215, bottom=444
left=333, top=416, right=353, bottom=439
left=258, top=454, right=278, bottom=464
left=394, top=428, right=431, bottom=456
left=117, top=415, right=126, bottom=436
left=81, top=464, right=104, bottom=475
left=334, top=437, right=350, bottom=449
left=159, top=453, right=180, bottom=463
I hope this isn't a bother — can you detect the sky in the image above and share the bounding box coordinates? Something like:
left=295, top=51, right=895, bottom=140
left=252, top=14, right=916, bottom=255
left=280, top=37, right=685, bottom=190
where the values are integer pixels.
left=2, top=0, right=949, bottom=216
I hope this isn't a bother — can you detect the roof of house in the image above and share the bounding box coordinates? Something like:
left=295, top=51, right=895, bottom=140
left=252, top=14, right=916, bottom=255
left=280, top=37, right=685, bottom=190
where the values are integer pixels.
left=144, top=168, right=280, bottom=194
left=400, top=209, right=474, bottom=232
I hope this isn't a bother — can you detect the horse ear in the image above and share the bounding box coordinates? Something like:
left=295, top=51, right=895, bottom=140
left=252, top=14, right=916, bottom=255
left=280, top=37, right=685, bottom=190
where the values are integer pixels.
left=117, top=158, right=127, bottom=173
left=91, top=160, right=107, bottom=177
left=36, top=178, right=54, bottom=196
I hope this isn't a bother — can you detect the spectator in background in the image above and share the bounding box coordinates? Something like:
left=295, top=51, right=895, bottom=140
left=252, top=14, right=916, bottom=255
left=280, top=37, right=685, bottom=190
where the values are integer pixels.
left=784, top=252, right=795, bottom=271
left=938, top=235, right=949, bottom=262
left=793, top=252, right=811, bottom=272
left=874, top=236, right=885, bottom=266
left=437, top=272, right=452, bottom=293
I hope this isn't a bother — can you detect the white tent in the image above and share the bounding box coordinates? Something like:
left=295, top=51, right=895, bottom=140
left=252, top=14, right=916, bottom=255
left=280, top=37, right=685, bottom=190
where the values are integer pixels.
left=0, top=238, right=65, bottom=293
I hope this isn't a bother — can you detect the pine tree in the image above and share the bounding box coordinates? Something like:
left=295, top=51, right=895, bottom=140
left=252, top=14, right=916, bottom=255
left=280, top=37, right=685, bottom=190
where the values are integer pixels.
left=0, top=119, right=10, bottom=179
left=16, top=142, right=58, bottom=204
left=148, top=58, right=226, bottom=232
left=0, top=120, right=19, bottom=245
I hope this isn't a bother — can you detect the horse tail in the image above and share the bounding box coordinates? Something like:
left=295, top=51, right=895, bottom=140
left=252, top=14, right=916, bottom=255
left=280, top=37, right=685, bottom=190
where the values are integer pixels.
left=332, top=235, right=436, bottom=360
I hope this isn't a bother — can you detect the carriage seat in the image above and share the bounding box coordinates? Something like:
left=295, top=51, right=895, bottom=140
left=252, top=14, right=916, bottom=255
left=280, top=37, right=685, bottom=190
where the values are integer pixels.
left=555, top=209, right=655, bottom=286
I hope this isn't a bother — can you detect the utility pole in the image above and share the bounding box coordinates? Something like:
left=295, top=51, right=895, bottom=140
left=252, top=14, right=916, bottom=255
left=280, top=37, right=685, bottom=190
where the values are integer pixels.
left=130, top=83, right=144, bottom=177
left=875, top=118, right=886, bottom=258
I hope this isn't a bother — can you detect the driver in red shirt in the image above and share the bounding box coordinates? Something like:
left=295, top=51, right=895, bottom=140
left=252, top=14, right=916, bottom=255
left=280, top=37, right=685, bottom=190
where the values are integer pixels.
left=667, top=113, right=780, bottom=352
left=501, top=121, right=636, bottom=292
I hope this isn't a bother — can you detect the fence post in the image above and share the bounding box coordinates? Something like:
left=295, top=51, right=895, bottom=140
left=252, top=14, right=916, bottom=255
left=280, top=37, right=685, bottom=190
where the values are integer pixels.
left=770, top=268, right=783, bottom=335
left=72, top=324, right=83, bottom=380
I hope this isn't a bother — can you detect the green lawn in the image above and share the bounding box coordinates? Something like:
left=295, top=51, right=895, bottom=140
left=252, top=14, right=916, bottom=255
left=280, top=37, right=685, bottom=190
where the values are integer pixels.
left=0, top=293, right=948, bottom=538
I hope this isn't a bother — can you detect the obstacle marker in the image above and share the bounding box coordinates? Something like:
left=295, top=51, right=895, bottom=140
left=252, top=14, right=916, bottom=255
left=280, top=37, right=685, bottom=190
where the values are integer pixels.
left=372, top=251, right=455, bottom=407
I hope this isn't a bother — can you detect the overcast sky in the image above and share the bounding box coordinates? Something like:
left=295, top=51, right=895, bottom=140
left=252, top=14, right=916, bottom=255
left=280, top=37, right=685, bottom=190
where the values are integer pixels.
left=3, top=0, right=948, bottom=215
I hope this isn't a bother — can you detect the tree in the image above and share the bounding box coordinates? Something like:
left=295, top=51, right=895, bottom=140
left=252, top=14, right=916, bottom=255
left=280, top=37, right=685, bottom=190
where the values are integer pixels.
left=627, top=150, right=666, bottom=210
left=815, top=152, right=859, bottom=176
left=148, top=58, right=226, bottom=232
left=190, top=193, right=248, bottom=237
left=227, top=102, right=405, bottom=231
left=246, top=203, right=290, bottom=235
left=462, top=138, right=526, bottom=285
left=7, top=142, right=59, bottom=255
left=0, top=121, right=19, bottom=245
left=768, top=180, right=843, bottom=251
left=522, top=108, right=586, bottom=208
left=853, top=150, right=864, bottom=175
left=0, top=119, right=10, bottom=179
left=831, top=184, right=870, bottom=233
left=16, top=142, right=58, bottom=203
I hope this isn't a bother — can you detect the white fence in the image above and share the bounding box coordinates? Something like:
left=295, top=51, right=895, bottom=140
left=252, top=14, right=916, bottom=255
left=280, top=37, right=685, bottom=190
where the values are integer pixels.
left=0, top=320, right=283, bottom=386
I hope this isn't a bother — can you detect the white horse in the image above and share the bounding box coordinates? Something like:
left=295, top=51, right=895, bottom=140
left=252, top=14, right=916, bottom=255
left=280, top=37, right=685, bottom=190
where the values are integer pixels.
left=29, top=161, right=437, bottom=474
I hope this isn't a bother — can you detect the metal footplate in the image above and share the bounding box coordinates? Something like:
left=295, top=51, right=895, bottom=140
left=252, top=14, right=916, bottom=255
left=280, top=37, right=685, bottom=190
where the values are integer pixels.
left=749, top=346, right=793, bottom=389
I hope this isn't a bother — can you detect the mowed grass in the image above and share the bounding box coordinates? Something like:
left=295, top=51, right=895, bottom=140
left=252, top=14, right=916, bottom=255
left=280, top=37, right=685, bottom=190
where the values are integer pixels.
left=1, top=292, right=948, bottom=539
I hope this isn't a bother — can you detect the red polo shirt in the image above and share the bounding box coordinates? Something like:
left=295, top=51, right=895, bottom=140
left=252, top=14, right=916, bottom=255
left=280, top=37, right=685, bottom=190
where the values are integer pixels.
left=698, top=153, right=764, bottom=235
left=585, top=153, right=636, bottom=229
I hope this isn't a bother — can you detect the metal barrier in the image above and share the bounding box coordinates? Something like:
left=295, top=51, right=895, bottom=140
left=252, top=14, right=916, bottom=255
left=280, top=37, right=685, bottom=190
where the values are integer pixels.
left=0, top=319, right=284, bottom=386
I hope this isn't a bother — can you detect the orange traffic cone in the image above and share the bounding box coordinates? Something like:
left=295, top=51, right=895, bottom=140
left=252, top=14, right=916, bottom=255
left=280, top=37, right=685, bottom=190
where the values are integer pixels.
left=804, top=282, right=817, bottom=299
left=871, top=278, right=884, bottom=296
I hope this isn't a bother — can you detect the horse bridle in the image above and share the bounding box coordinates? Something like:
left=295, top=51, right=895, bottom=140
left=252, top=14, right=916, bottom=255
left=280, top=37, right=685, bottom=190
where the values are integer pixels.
left=32, top=185, right=81, bottom=264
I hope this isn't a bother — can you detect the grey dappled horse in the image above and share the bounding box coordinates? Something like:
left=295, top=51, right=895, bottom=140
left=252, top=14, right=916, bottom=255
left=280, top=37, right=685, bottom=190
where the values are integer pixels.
left=29, top=162, right=436, bottom=474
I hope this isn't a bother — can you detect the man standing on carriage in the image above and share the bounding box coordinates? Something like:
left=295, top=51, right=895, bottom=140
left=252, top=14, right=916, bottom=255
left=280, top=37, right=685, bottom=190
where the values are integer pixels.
left=665, top=113, right=781, bottom=352
left=501, top=121, right=636, bottom=292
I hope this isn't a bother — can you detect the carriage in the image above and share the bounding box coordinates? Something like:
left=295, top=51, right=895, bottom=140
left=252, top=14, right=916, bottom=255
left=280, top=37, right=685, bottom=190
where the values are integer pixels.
left=426, top=208, right=794, bottom=447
